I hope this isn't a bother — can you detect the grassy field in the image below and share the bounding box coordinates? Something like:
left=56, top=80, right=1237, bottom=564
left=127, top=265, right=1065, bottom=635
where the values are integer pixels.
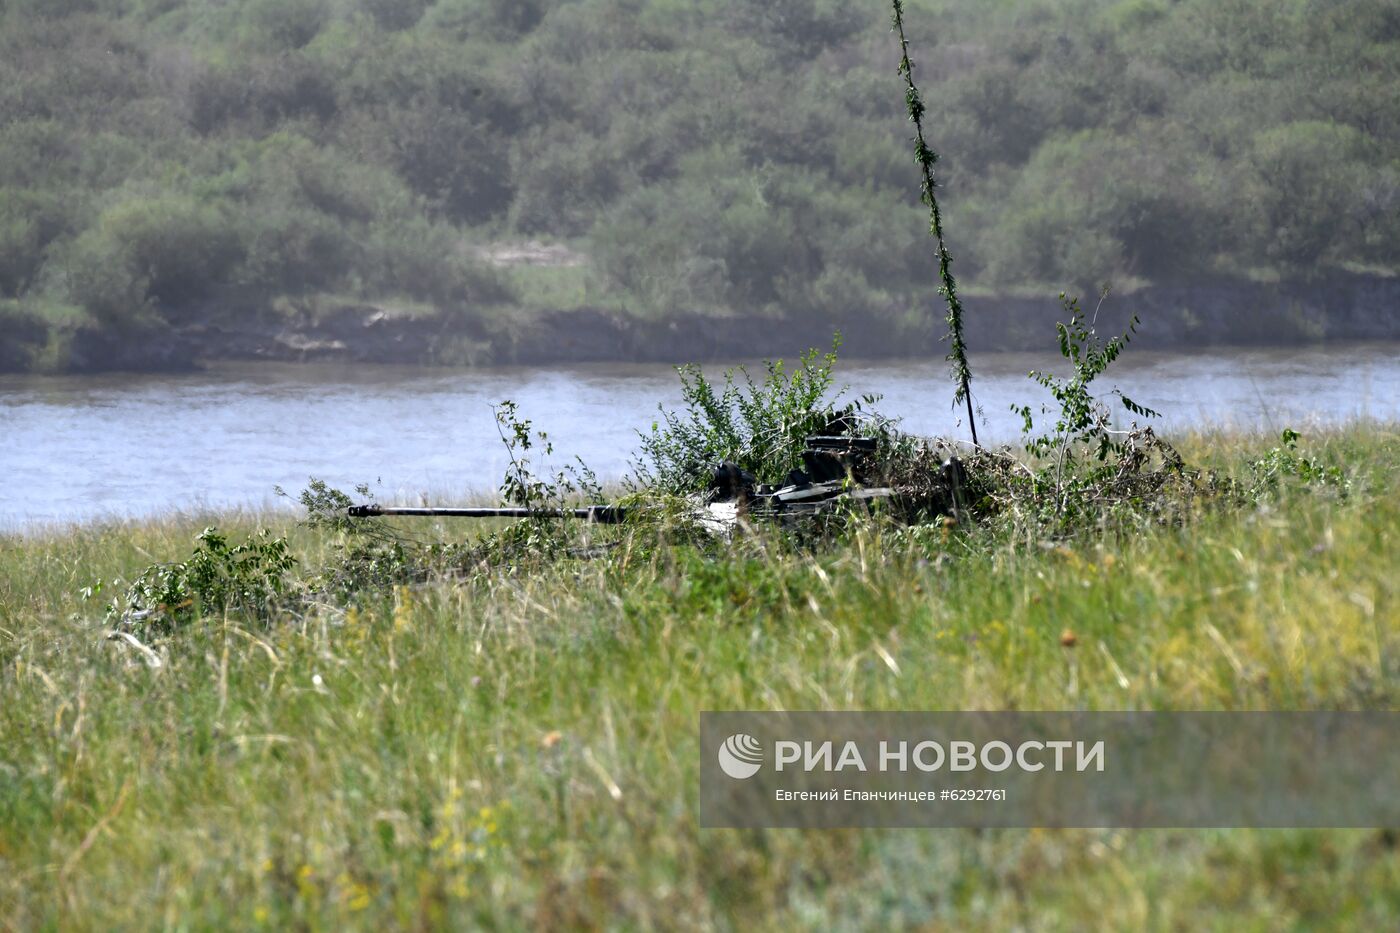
left=1, top=427, right=1398, bottom=929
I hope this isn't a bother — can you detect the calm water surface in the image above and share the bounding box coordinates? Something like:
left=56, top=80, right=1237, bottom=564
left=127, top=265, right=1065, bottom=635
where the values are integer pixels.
left=3, top=342, right=1397, bottom=530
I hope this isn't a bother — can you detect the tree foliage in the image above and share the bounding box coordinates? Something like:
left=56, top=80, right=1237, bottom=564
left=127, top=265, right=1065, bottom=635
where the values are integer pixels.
left=0, top=0, right=1396, bottom=360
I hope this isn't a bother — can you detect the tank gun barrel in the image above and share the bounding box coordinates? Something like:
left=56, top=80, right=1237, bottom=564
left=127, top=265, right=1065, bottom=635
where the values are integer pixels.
left=347, top=504, right=626, bottom=523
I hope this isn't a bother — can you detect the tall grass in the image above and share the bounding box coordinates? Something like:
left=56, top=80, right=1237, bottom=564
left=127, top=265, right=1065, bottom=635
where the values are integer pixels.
left=2, top=427, right=1397, bottom=928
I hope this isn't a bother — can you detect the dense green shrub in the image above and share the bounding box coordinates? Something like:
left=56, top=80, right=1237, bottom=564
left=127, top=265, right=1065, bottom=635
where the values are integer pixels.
left=241, top=0, right=329, bottom=51
left=238, top=201, right=355, bottom=294
left=508, top=125, right=628, bottom=236
left=0, top=120, right=81, bottom=188
left=1242, top=121, right=1376, bottom=268
left=54, top=226, right=153, bottom=326
left=359, top=216, right=509, bottom=305
left=188, top=55, right=339, bottom=133
left=356, top=0, right=432, bottom=32
left=0, top=188, right=77, bottom=297
left=369, top=103, right=514, bottom=223
left=980, top=130, right=1210, bottom=286
left=422, top=0, right=548, bottom=40
left=100, top=195, right=241, bottom=304
left=633, top=338, right=863, bottom=491
left=723, top=0, right=871, bottom=63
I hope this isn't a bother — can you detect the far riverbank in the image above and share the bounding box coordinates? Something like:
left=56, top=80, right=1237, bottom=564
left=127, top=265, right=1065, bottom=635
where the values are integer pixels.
left=2, top=272, right=1397, bottom=374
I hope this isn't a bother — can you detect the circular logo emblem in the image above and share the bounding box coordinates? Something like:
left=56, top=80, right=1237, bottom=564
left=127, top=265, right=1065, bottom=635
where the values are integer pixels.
left=718, top=733, right=764, bottom=779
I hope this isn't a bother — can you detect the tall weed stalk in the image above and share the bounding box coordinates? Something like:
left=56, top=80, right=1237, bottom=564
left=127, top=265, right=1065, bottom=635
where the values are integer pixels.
left=891, top=0, right=978, bottom=445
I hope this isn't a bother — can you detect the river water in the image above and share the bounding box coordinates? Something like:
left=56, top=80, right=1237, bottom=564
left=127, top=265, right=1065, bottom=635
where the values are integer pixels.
left=2, top=342, right=1397, bottom=531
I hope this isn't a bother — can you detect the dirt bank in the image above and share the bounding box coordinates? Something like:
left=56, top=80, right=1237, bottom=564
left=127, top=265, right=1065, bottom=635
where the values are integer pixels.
left=5, top=273, right=1397, bottom=373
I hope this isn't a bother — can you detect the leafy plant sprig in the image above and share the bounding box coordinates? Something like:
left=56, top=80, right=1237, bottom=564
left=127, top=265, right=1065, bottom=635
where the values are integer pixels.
left=1248, top=428, right=1347, bottom=499
left=493, top=400, right=603, bottom=511
left=1013, top=293, right=1160, bottom=505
